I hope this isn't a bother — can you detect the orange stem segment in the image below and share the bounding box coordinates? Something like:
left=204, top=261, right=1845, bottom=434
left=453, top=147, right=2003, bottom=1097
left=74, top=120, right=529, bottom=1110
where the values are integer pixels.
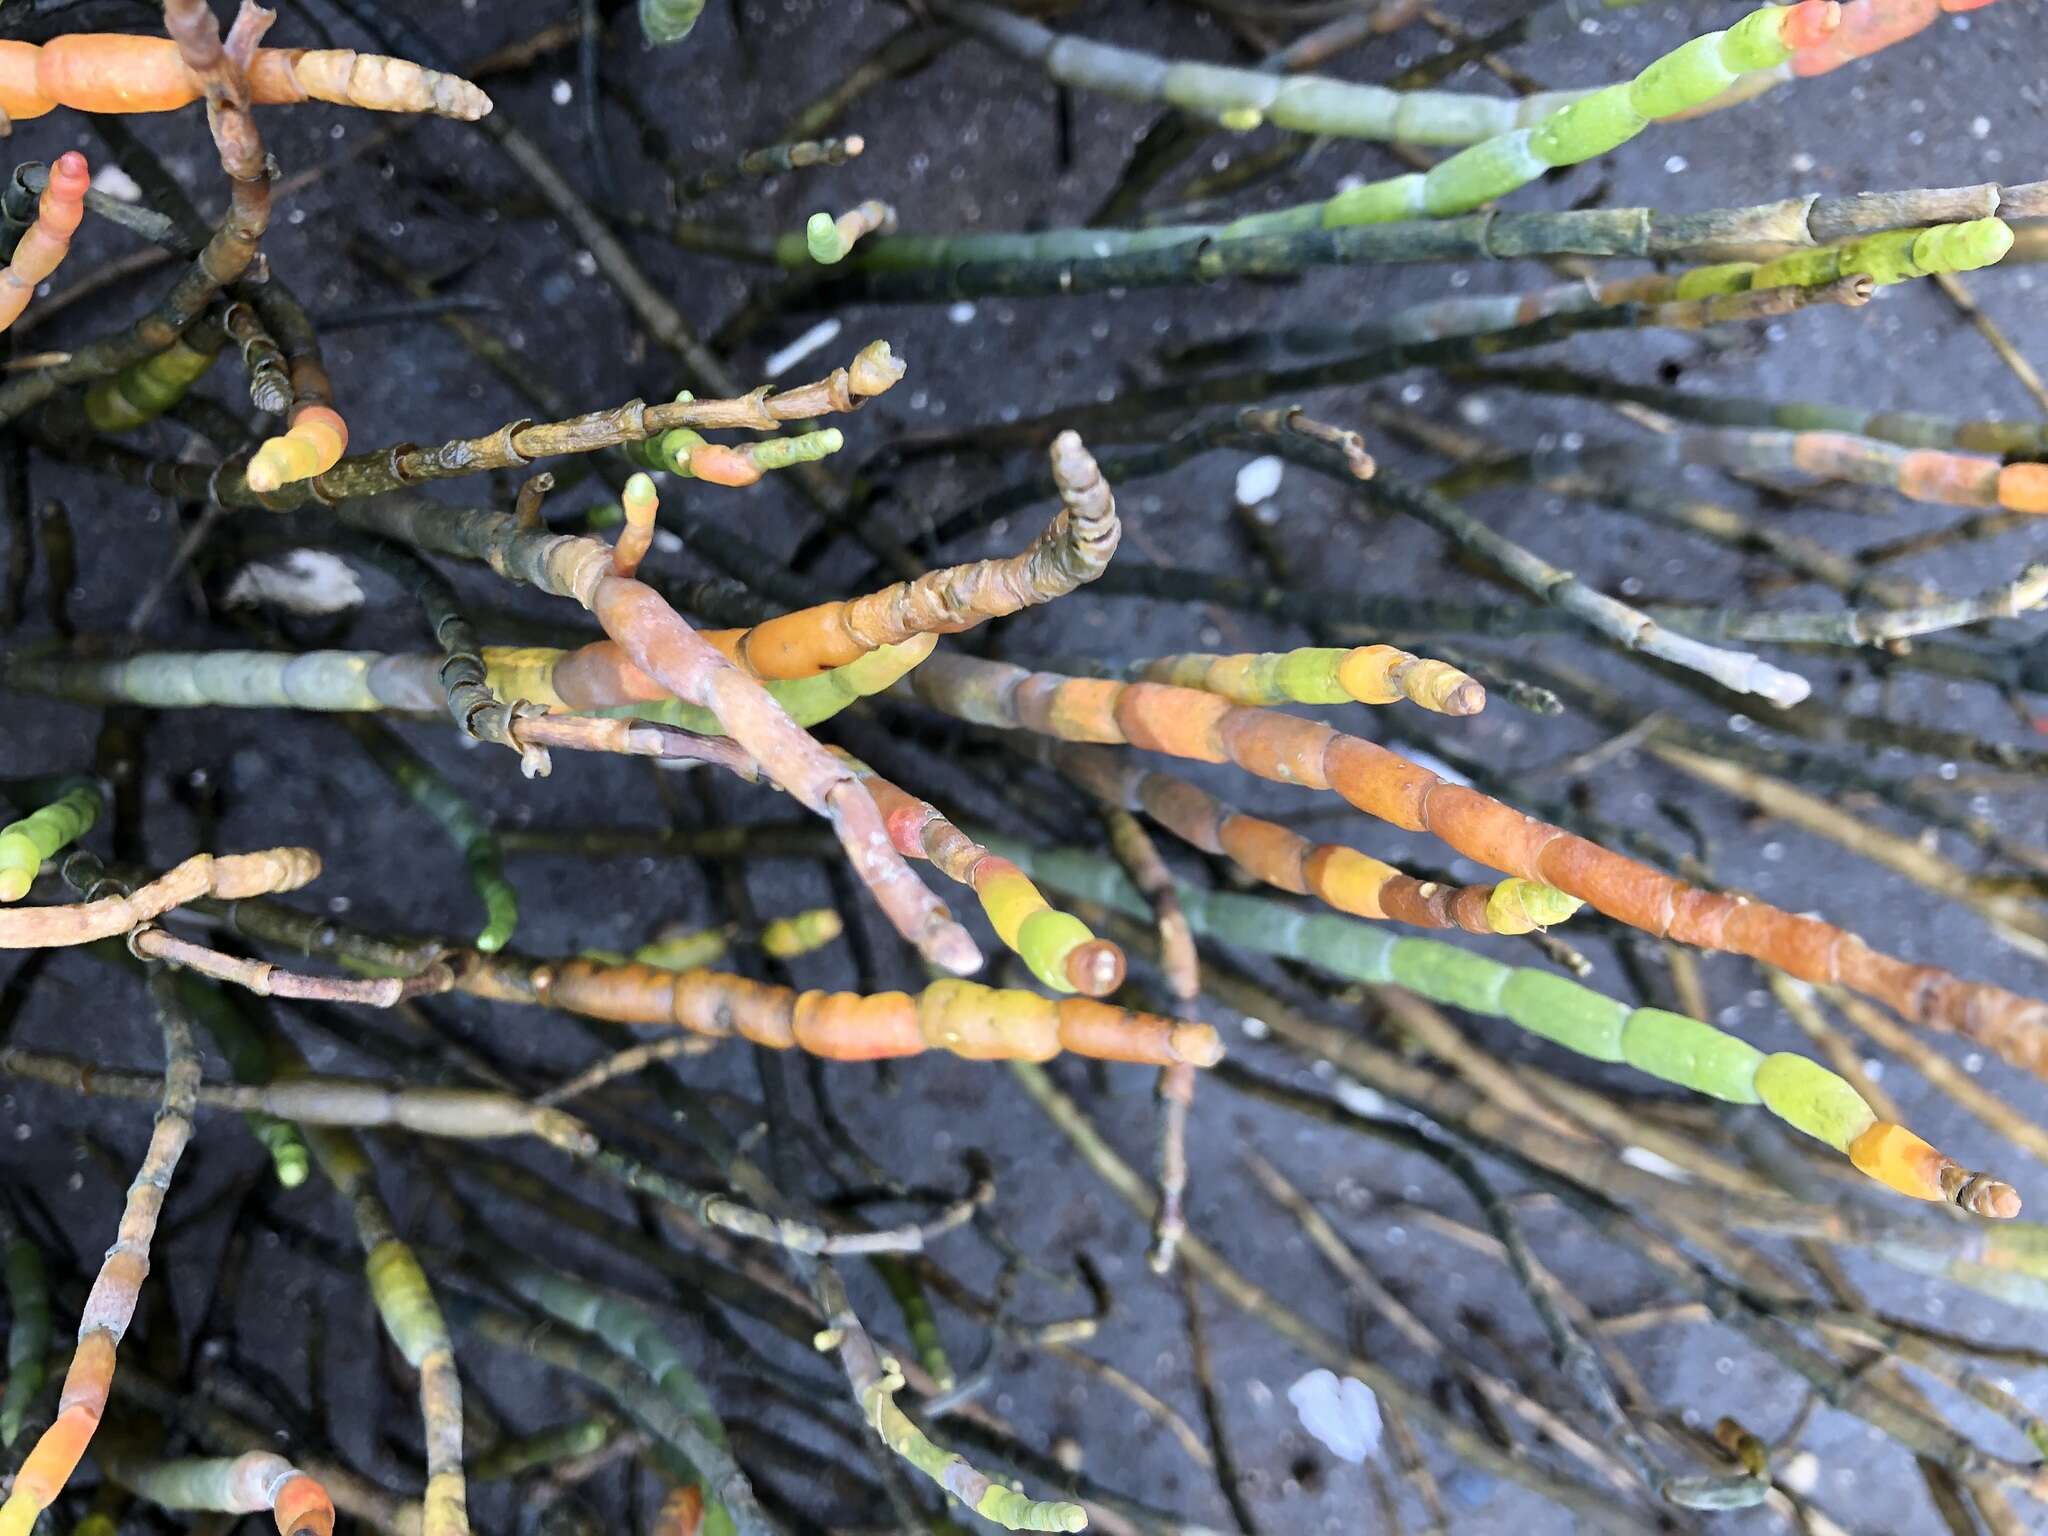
left=0, top=36, right=489, bottom=121
left=246, top=404, right=348, bottom=494
left=0, top=149, right=86, bottom=334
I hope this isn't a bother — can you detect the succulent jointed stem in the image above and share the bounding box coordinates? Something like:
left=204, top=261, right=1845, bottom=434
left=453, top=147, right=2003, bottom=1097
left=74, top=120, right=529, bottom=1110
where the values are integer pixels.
left=0, top=34, right=490, bottom=120
left=907, top=652, right=2048, bottom=1076
left=0, top=780, right=101, bottom=902
left=484, top=955, right=1219, bottom=1068
left=1231, top=3, right=1841, bottom=237
left=989, top=838, right=2017, bottom=1215
left=0, top=150, right=87, bottom=335
left=838, top=751, right=1126, bottom=994
left=0, top=971, right=202, bottom=1536
left=1047, top=742, right=1579, bottom=937
left=110, top=1452, right=336, bottom=1536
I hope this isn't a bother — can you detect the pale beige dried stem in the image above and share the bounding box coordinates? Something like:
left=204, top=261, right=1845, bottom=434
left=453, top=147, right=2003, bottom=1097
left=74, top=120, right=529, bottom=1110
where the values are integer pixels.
left=0, top=849, right=319, bottom=948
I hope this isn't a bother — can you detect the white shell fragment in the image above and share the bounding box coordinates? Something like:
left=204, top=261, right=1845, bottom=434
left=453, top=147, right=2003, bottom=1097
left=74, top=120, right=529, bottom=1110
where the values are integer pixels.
left=1288, top=1368, right=1383, bottom=1464
left=223, top=550, right=363, bottom=617
left=89, top=164, right=142, bottom=202
left=1233, top=455, right=1284, bottom=508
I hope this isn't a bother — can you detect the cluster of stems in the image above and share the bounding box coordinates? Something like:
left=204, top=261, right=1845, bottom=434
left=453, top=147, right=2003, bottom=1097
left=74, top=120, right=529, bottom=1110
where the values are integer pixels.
left=1048, top=741, right=1581, bottom=936
left=840, top=753, right=1127, bottom=995
left=907, top=652, right=2048, bottom=1070
left=990, top=839, right=2019, bottom=1214
left=537, top=429, right=1119, bottom=688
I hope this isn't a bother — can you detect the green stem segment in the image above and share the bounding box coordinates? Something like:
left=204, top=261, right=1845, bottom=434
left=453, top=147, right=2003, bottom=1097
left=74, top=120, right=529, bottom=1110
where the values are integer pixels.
left=1470, top=362, right=2048, bottom=458
left=856, top=1352, right=1085, bottom=1531
left=589, top=635, right=936, bottom=735
left=792, top=180, right=2042, bottom=302
left=873, top=1257, right=955, bottom=1394
left=83, top=322, right=225, bottom=432
left=1231, top=2, right=1838, bottom=237
left=933, top=0, right=1586, bottom=145
left=1675, top=218, right=2013, bottom=298
left=481, top=1243, right=751, bottom=1536
left=0, top=640, right=931, bottom=750
left=174, top=973, right=310, bottom=1189
left=343, top=718, right=518, bottom=952
left=449, top=1293, right=767, bottom=1536
left=304, top=1126, right=470, bottom=1536
left=469, top=1420, right=611, bottom=1483
left=0, top=780, right=100, bottom=901
left=0, top=1205, right=47, bottom=1446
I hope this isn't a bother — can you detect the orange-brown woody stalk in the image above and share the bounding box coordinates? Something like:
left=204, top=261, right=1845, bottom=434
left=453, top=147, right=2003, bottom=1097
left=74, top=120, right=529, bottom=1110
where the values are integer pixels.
left=0, top=972, right=199, bottom=1536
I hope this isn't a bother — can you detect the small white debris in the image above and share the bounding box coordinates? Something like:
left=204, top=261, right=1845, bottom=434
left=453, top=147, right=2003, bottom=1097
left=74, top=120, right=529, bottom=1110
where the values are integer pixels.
left=1664, top=155, right=1688, bottom=174
left=947, top=301, right=977, bottom=325
left=1233, top=455, right=1284, bottom=508
left=1619, top=1145, right=1692, bottom=1183
left=1789, top=151, right=1816, bottom=174
left=550, top=79, right=573, bottom=106
left=1239, top=1015, right=1270, bottom=1041
left=1781, top=1451, right=1820, bottom=1496
left=1971, top=115, right=1992, bottom=139
left=1289, top=1370, right=1383, bottom=1464
left=572, top=250, right=598, bottom=277
left=764, top=317, right=843, bottom=380
left=89, top=164, right=141, bottom=202
left=1333, top=1077, right=1388, bottom=1118
left=223, top=550, right=363, bottom=616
